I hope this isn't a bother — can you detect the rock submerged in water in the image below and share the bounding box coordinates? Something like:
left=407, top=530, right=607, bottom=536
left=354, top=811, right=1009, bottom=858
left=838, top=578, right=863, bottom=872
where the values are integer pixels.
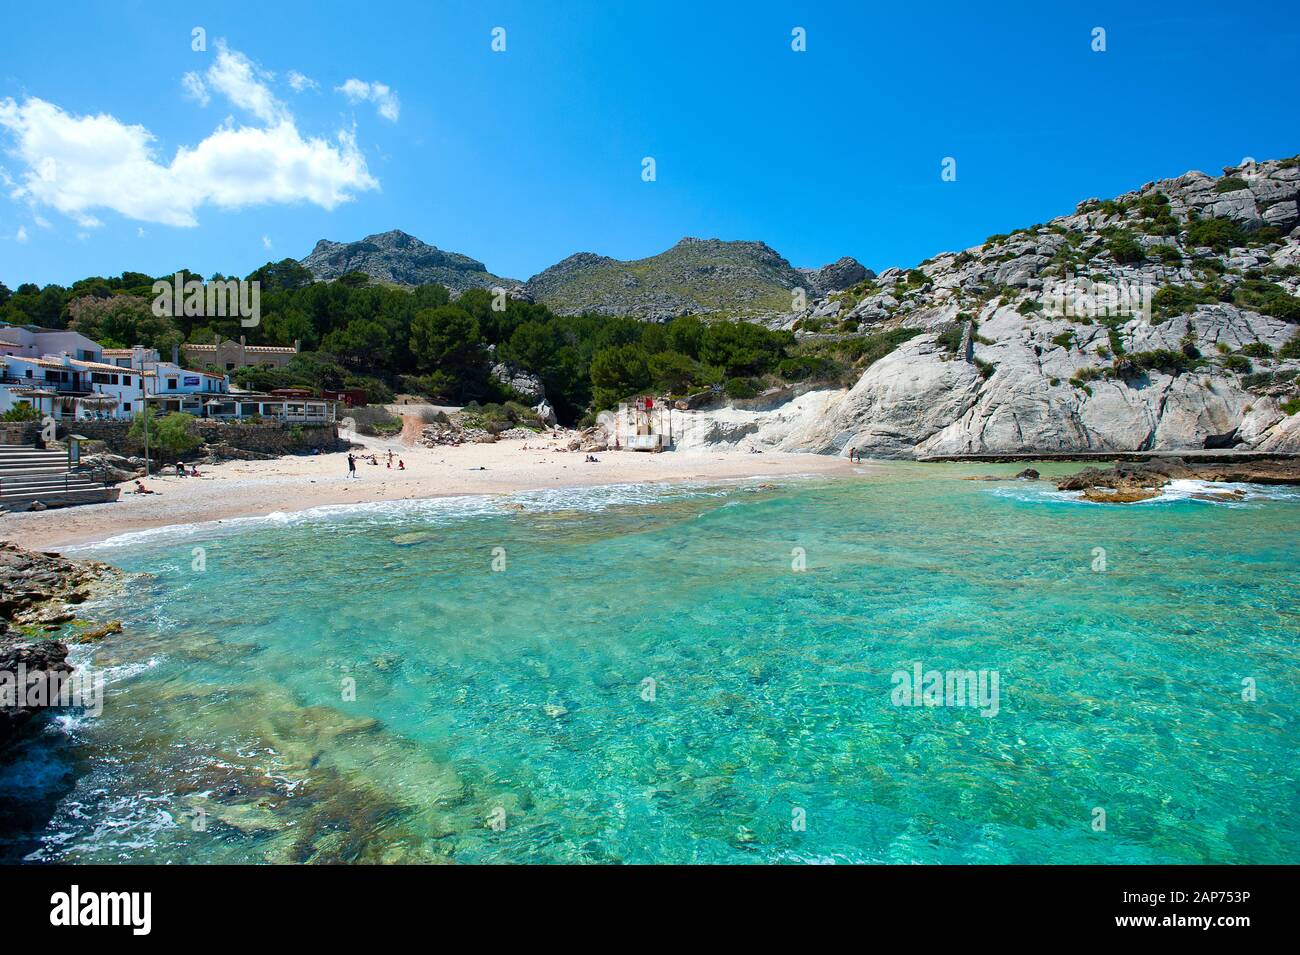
left=963, top=467, right=1041, bottom=482
left=1055, top=457, right=1300, bottom=504
left=76, top=620, right=124, bottom=643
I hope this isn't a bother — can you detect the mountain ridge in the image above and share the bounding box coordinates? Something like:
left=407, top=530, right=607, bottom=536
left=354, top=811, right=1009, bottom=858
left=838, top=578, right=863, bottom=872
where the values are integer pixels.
left=300, top=231, right=870, bottom=319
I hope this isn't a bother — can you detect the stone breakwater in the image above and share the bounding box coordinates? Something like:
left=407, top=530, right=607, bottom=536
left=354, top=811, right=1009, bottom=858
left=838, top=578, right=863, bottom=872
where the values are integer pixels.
left=0, top=543, right=123, bottom=752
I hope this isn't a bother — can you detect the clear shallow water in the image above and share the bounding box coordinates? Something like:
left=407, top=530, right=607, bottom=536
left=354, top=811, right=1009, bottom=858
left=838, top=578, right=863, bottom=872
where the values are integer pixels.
left=5, top=465, right=1298, bottom=864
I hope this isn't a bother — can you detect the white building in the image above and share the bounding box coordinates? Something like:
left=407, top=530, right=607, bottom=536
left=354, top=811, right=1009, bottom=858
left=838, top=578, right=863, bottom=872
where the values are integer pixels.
left=0, top=323, right=103, bottom=362
left=2, top=330, right=338, bottom=425
left=0, top=353, right=144, bottom=421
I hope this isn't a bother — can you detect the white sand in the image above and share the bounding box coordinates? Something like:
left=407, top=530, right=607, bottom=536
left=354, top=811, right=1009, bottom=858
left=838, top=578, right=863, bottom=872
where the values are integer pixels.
left=0, top=436, right=853, bottom=551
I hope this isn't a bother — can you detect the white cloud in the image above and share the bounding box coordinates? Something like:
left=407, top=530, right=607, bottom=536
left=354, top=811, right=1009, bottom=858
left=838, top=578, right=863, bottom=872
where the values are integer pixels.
left=137, top=227, right=146, bottom=237
left=15, top=225, right=27, bottom=242
left=205, top=42, right=285, bottom=124
left=287, top=70, right=318, bottom=93
left=0, top=43, right=379, bottom=229
left=262, top=234, right=272, bottom=249
left=181, top=71, right=210, bottom=107
left=335, top=78, right=400, bottom=122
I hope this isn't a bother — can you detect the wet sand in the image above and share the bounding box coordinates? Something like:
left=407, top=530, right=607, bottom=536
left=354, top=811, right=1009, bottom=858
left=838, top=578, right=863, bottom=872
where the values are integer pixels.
left=0, top=437, right=855, bottom=550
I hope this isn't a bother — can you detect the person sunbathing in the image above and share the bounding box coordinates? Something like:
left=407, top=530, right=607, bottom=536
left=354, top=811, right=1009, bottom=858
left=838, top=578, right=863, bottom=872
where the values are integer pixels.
left=132, top=480, right=156, bottom=494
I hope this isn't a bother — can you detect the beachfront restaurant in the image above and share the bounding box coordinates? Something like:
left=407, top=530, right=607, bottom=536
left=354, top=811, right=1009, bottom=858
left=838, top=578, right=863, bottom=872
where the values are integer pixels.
left=151, top=388, right=339, bottom=424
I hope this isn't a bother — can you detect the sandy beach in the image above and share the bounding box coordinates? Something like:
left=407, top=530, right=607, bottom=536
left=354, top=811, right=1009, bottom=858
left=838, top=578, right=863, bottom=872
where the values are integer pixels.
left=0, top=436, right=853, bottom=550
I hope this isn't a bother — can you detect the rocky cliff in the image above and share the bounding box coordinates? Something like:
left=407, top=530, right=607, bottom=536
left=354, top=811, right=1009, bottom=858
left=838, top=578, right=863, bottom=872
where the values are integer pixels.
left=301, top=230, right=518, bottom=291
left=682, top=156, right=1300, bottom=457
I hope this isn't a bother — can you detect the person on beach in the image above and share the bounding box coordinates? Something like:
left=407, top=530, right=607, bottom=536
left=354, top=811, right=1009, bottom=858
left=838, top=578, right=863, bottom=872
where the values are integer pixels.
left=176, top=460, right=186, bottom=477
left=132, top=480, right=155, bottom=494
left=398, top=459, right=405, bottom=470
left=347, top=453, right=358, bottom=478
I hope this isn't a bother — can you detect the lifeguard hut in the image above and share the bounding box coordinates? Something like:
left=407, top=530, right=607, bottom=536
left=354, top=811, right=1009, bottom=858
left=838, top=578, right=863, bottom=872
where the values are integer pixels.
left=616, top=396, right=673, bottom=452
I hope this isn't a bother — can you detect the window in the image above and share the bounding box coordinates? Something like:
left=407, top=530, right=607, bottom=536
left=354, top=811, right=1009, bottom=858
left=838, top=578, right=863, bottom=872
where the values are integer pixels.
left=167, top=378, right=178, bottom=390
left=123, top=376, right=131, bottom=386
left=123, top=402, right=131, bottom=411
left=226, top=363, right=236, bottom=371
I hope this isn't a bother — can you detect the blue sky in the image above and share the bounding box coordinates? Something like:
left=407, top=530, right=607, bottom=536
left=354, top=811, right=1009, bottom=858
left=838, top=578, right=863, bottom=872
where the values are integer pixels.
left=1, top=0, right=1296, bottom=289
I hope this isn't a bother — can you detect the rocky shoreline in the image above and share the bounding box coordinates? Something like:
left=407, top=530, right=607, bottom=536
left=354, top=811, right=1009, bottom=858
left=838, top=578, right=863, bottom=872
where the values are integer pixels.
left=1052, top=457, right=1300, bottom=503
left=0, top=543, right=124, bottom=754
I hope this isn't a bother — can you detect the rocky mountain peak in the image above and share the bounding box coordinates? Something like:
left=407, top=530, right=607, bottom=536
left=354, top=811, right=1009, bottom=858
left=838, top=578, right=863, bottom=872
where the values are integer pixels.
left=301, top=231, right=514, bottom=290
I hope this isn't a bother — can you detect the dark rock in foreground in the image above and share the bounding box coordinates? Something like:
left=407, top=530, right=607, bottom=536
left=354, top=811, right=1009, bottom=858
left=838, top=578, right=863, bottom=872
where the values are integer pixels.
left=0, top=543, right=122, bottom=753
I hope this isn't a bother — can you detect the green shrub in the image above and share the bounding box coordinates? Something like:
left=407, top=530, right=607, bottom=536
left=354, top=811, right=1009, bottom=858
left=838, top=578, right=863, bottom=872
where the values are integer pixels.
left=346, top=405, right=404, bottom=436
left=129, top=411, right=201, bottom=456
left=1239, top=342, right=1274, bottom=358
left=1153, top=283, right=1218, bottom=318
left=0, top=403, right=40, bottom=422
left=1051, top=331, right=1075, bottom=350
left=1215, top=177, right=1250, bottom=193
left=776, top=355, right=838, bottom=382
left=936, top=327, right=964, bottom=354
left=723, top=377, right=759, bottom=399
left=1105, top=233, right=1145, bottom=264
left=1185, top=216, right=1247, bottom=252
left=1222, top=355, right=1252, bottom=374
left=1070, top=365, right=1109, bottom=386
left=833, top=328, right=922, bottom=368
left=1281, top=398, right=1300, bottom=416
left=1127, top=349, right=1194, bottom=376
left=1231, top=280, right=1300, bottom=322
left=1280, top=332, right=1300, bottom=360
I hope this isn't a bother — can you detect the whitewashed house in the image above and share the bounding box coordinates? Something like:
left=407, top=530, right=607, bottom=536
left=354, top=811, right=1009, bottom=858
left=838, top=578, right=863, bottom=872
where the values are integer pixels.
left=0, top=353, right=143, bottom=421
left=2, top=328, right=337, bottom=425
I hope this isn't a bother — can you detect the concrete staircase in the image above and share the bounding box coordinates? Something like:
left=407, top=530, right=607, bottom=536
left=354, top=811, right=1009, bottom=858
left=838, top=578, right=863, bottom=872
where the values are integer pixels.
left=0, top=445, right=120, bottom=510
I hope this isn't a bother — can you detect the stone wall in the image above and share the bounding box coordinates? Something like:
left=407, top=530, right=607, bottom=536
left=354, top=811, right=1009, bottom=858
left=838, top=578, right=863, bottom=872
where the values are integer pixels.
left=64, top=420, right=339, bottom=457
left=0, top=422, right=41, bottom=446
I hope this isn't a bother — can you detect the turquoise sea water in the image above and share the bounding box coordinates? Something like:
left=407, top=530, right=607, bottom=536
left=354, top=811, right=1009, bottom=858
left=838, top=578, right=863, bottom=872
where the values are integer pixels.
left=3, top=464, right=1298, bottom=864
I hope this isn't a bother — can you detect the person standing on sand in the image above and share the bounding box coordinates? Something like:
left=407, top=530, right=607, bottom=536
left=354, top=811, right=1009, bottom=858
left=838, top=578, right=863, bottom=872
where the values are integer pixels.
left=347, top=453, right=358, bottom=478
